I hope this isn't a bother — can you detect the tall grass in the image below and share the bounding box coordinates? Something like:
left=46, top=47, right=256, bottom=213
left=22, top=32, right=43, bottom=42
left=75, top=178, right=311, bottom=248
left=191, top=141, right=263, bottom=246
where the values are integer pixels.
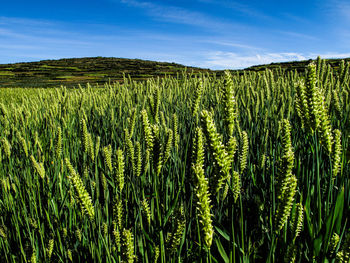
left=0, top=58, right=349, bottom=262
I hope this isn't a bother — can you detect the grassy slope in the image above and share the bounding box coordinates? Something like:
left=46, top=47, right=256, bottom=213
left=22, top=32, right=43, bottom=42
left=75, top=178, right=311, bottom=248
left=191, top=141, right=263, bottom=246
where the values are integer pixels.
left=0, top=56, right=349, bottom=88
left=246, top=57, right=350, bottom=72
left=0, top=57, right=211, bottom=88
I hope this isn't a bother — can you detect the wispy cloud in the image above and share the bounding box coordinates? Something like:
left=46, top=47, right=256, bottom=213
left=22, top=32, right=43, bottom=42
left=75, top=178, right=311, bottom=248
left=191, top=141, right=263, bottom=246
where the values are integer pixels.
left=203, top=51, right=350, bottom=70
left=196, top=0, right=271, bottom=21
left=117, top=0, right=242, bottom=30
left=277, top=31, right=318, bottom=41
left=280, top=13, right=311, bottom=25
left=315, top=52, right=350, bottom=59
left=0, top=27, right=92, bottom=46
left=203, top=51, right=308, bottom=69
left=0, top=16, right=55, bottom=27
left=322, top=0, right=350, bottom=23
left=198, top=39, right=262, bottom=50
left=333, top=0, right=350, bottom=21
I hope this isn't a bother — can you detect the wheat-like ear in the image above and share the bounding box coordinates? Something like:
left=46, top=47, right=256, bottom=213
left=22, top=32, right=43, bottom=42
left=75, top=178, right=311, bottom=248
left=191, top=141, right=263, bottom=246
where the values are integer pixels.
left=30, top=155, right=45, bottom=179
left=81, top=118, right=95, bottom=160
left=336, top=231, right=350, bottom=262
left=275, top=119, right=297, bottom=232
left=141, top=199, right=151, bottom=226
left=134, top=141, right=142, bottom=177
left=305, top=63, right=319, bottom=131
left=290, top=202, right=303, bottom=241
left=160, top=111, right=167, bottom=130
left=295, top=81, right=308, bottom=129
left=191, top=79, right=203, bottom=118
left=300, top=64, right=333, bottom=153
left=115, top=149, right=125, bottom=193
left=81, top=118, right=89, bottom=153
left=30, top=247, right=37, bottom=263
left=67, top=249, right=73, bottom=262
left=95, top=136, right=101, bottom=160
left=151, top=86, right=160, bottom=123
left=275, top=175, right=297, bottom=232
left=112, top=221, right=121, bottom=248
left=17, top=133, right=28, bottom=158
left=55, top=126, right=62, bottom=158
left=316, top=87, right=333, bottom=154
left=332, top=89, right=342, bottom=119
left=141, top=109, right=154, bottom=155
left=102, top=222, right=108, bottom=237
left=232, top=170, right=241, bottom=203
left=34, top=131, right=43, bottom=157
left=128, top=107, right=137, bottom=137
left=46, top=238, right=54, bottom=260
left=193, top=163, right=213, bottom=248
left=65, top=158, right=95, bottom=221
left=113, top=199, right=124, bottom=229
left=276, top=119, right=294, bottom=197
left=122, top=229, right=136, bottom=263
left=167, top=205, right=186, bottom=253
left=332, top=129, right=342, bottom=179
left=103, top=145, right=113, bottom=173
left=1, top=137, right=11, bottom=159
left=239, top=131, right=249, bottom=174
left=222, top=71, right=237, bottom=136
left=340, top=61, right=350, bottom=85
left=163, top=128, right=173, bottom=164
left=200, top=110, right=230, bottom=193
left=152, top=125, right=163, bottom=176
left=172, top=113, right=179, bottom=151
left=124, top=128, right=135, bottom=173
left=76, top=228, right=82, bottom=242
left=192, top=127, right=205, bottom=167
left=87, top=132, right=95, bottom=161
left=226, top=135, right=237, bottom=167
left=192, top=127, right=213, bottom=248
left=222, top=174, right=231, bottom=201
left=153, top=245, right=160, bottom=263
left=330, top=233, right=340, bottom=256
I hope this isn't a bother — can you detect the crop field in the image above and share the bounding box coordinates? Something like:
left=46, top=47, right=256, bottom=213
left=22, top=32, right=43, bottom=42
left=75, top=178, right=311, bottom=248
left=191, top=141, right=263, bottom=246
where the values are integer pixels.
left=0, top=58, right=349, bottom=262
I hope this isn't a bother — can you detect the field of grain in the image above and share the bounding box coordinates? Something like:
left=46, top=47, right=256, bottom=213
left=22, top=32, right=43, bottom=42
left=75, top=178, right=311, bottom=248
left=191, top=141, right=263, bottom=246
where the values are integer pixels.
left=0, top=58, right=349, bottom=262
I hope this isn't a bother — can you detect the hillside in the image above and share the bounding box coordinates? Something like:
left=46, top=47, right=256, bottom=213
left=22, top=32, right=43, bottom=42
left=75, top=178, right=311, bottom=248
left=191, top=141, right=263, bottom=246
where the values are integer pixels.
left=0, top=57, right=211, bottom=88
left=0, top=56, right=349, bottom=88
left=246, top=57, right=350, bottom=72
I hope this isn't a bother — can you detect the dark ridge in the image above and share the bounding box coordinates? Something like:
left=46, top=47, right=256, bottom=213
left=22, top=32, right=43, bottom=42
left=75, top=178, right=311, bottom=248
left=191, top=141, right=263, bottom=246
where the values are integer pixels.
left=0, top=57, right=211, bottom=88
left=0, top=56, right=349, bottom=88
left=244, top=57, right=350, bottom=72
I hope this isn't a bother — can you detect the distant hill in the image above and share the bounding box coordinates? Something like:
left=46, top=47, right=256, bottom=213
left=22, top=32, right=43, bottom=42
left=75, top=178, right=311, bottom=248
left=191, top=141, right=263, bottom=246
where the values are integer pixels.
left=245, top=57, right=350, bottom=72
left=0, top=56, right=349, bottom=88
left=0, top=57, right=211, bottom=88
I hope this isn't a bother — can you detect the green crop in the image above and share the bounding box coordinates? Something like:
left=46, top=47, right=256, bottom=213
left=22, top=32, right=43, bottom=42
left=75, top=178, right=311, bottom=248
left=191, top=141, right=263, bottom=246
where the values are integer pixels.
left=0, top=58, right=349, bottom=262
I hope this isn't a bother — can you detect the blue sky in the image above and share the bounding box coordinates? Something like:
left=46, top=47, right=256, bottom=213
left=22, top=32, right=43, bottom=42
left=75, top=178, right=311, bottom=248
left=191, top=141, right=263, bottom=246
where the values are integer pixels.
left=0, top=0, right=350, bottom=69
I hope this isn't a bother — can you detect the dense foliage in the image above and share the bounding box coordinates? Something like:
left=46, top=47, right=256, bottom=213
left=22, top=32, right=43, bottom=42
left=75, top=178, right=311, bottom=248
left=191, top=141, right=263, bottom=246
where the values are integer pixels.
left=0, top=57, right=349, bottom=262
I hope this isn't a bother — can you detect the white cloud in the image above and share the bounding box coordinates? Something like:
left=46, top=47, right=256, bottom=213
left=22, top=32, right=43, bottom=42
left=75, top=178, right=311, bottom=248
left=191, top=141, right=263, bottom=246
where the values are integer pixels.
left=277, top=31, right=318, bottom=41
left=323, top=0, right=350, bottom=23
left=199, top=40, right=262, bottom=50
left=334, top=1, right=350, bottom=21
left=315, top=53, right=350, bottom=59
left=196, top=0, right=271, bottom=21
left=202, top=51, right=308, bottom=69
left=0, top=16, right=55, bottom=27
left=117, top=0, right=241, bottom=30
left=202, top=51, right=350, bottom=70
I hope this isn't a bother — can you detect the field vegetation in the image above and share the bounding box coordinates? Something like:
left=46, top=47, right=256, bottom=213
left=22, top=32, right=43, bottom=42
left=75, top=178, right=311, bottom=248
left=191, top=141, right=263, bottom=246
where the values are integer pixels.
left=0, top=57, right=210, bottom=88
left=0, top=57, right=349, bottom=262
